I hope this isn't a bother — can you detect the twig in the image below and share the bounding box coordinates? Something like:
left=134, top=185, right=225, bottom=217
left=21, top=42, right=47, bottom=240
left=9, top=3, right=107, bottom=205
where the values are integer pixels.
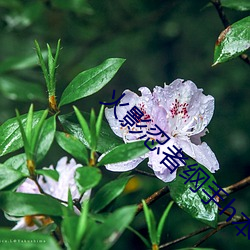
left=193, top=220, right=232, bottom=247
left=193, top=214, right=248, bottom=247
left=220, top=176, right=250, bottom=197
left=134, top=169, right=156, bottom=178
left=211, top=0, right=250, bottom=66
left=136, top=186, right=170, bottom=215
left=159, top=221, right=224, bottom=249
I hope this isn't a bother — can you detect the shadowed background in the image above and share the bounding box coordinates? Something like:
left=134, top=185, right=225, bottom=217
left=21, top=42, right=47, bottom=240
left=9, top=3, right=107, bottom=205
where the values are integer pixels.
left=0, top=0, right=249, bottom=249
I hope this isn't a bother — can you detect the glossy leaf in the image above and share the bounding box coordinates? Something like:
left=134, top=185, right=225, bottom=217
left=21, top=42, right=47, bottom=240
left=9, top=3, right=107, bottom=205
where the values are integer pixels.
left=0, top=111, right=44, bottom=157
left=0, top=164, right=27, bottom=190
left=168, top=158, right=218, bottom=227
left=59, top=58, right=125, bottom=106
left=213, top=16, right=250, bottom=65
left=75, top=167, right=102, bottom=194
left=83, top=205, right=137, bottom=250
left=36, top=116, right=56, bottom=162
left=91, top=176, right=132, bottom=213
left=0, top=192, right=65, bottom=216
left=221, top=0, right=250, bottom=11
left=0, top=228, right=60, bottom=250
left=0, top=76, right=46, bottom=102
left=56, top=131, right=89, bottom=165
left=97, top=140, right=149, bottom=166
left=59, top=112, right=123, bottom=153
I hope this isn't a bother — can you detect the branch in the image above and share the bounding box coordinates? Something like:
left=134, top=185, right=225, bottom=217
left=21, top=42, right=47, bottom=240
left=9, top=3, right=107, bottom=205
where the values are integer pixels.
left=220, top=176, right=250, bottom=197
left=193, top=213, right=248, bottom=247
left=159, top=221, right=224, bottom=249
left=211, top=0, right=250, bottom=66
left=136, top=186, right=170, bottom=215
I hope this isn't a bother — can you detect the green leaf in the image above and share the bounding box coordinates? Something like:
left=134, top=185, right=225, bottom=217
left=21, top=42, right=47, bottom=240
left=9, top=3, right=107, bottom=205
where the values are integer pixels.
left=73, top=106, right=91, bottom=147
left=96, top=105, right=105, bottom=140
left=36, top=169, right=59, bottom=181
left=36, top=116, right=56, bottom=162
left=0, top=111, right=44, bottom=157
left=157, top=201, right=174, bottom=244
left=30, top=109, right=49, bottom=158
left=59, top=58, right=125, bottom=106
left=62, top=215, right=80, bottom=250
left=75, top=167, right=102, bottom=194
left=0, top=76, right=46, bottom=102
left=91, top=176, right=132, bottom=213
left=56, top=131, right=89, bottom=165
left=76, top=201, right=89, bottom=248
left=59, top=112, right=123, bottom=153
left=83, top=205, right=137, bottom=250
left=90, top=108, right=97, bottom=150
left=168, top=159, right=218, bottom=228
left=221, top=0, right=250, bottom=11
left=0, top=192, right=65, bottom=216
left=62, top=201, right=89, bottom=250
left=213, top=16, right=250, bottom=65
left=142, top=200, right=157, bottom=245
left=97, top=140, right=149, bottom=166
left=0, top=228, right=60, bottom=250
left=4, top=154, right=28, bottom=175
left=0, top=164, right=27, bottom=190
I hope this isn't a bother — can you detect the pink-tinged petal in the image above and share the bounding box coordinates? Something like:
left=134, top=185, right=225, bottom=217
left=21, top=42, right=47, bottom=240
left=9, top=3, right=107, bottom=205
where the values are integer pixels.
left=147, top=140, right=185, bottom=182
left=153, top=79, right=214, bottom=137
left=190, top=128, right=208, bottom=145
left=105, top=88, right=156, bottom=142
left=16, top=178, right=40, bottom=194
left=105, top=155, right=147, bottom=172
left=177, top=139, right=219, bottom=173
left=39, top=157, right=82, bottom=201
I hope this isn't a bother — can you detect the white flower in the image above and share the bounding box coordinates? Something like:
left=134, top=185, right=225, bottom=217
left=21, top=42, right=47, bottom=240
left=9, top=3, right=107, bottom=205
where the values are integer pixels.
left=12, top=157, right=90, bottom=231
left=103, top=79, right=219, bottom=182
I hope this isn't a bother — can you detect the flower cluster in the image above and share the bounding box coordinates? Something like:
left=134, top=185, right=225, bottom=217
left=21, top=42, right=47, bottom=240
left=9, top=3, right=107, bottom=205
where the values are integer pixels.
left=11, top=157, right=89, bottom=231
left=103, top=79, right=219, bottom=182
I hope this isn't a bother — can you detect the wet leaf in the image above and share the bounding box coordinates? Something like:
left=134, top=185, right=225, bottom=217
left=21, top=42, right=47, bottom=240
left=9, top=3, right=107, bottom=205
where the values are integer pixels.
left=213, top=16, right=250, bottom=65
left=0, top=111, right=44, bottom=157
left=168, top=158, right=218, bottom=228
